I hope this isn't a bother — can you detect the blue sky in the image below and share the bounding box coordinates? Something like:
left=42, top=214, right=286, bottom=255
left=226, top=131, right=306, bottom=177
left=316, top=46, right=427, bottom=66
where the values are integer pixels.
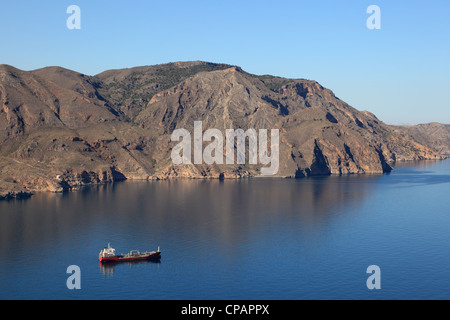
left=0, top=0, right=449, bottom=124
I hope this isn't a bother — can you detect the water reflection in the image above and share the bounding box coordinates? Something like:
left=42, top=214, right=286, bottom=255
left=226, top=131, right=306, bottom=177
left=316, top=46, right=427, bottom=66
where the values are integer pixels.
left=4, top=160, right=447, bottom=263
left=99, top=260, right=161, bottom=276
left=389, top=159, right=450, bottom=187
left=0, top=174, right=382, bottom=259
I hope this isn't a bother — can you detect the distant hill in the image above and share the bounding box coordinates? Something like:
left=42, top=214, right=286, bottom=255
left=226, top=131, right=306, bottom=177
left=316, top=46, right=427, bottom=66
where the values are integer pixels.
left=393, top=123, right=450, bottom=156
left=0, top=62, right=446, bottom=199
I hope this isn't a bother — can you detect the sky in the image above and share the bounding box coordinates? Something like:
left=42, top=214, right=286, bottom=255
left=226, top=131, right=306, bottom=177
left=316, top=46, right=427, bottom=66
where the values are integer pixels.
left=0, top=0, right=449, bottom=125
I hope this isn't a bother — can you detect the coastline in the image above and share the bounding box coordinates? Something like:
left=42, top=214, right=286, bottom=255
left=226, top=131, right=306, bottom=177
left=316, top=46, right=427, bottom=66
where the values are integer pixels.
left=1, top=157, right=447, bottom=201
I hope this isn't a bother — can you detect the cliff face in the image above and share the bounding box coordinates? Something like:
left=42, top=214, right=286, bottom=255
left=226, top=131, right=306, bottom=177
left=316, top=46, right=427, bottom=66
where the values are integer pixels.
left=0, top=62, right=445, bottom=198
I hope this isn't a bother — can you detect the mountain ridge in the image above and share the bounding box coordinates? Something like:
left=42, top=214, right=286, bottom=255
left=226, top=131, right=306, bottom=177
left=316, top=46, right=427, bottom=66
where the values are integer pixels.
left=0, top=62, right=447, bottom=199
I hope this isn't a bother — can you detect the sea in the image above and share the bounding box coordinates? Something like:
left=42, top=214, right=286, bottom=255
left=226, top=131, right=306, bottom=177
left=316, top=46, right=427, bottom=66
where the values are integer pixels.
left=1, top=159, right=449, bottom=300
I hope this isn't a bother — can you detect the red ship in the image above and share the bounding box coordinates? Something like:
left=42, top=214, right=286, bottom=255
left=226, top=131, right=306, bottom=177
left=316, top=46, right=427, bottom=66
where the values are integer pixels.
left=99, top=243, right=161, bottom=263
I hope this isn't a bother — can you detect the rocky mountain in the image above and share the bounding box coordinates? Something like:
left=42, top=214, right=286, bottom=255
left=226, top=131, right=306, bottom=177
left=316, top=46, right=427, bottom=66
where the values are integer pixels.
left=0, top=61, right=446, bottom=199
left=393, top=123, right=450, bottom=156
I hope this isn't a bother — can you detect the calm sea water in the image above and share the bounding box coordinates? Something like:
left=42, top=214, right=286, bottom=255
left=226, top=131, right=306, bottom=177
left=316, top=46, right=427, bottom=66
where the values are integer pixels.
left=1, top=159, right=450, bottom=300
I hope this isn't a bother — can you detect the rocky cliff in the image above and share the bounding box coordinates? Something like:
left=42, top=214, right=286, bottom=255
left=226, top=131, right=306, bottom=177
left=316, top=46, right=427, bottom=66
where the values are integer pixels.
left=0, top=61, right=446, bottom=199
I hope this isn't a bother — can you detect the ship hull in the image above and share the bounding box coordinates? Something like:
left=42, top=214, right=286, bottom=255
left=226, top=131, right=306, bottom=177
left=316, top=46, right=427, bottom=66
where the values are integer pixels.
left=99, top=251, right=161, bottom=263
